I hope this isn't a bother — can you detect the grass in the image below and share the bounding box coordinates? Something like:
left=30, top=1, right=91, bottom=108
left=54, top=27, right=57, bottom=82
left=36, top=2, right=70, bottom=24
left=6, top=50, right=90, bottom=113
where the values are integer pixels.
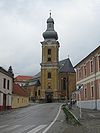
left=62, top=105, right=81, bottom=126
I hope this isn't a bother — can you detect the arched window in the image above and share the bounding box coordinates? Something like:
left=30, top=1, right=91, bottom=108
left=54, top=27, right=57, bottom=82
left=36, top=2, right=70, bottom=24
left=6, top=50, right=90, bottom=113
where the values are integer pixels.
left=38, top=90, right=40, bottom=96
left=48, top=57, right=51, bottom=62
left=48, top=72, right=51, bottom=79
left=48, top=49, right=51, bottom=55
left=63, top=78, right=66, bottom=90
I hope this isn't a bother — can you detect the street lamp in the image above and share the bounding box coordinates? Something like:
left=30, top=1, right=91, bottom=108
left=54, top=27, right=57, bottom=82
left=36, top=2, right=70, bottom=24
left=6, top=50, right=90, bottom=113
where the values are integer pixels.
left=77, top=84, right=83, bottom=118
left=79, top=91, right=82, bottom=118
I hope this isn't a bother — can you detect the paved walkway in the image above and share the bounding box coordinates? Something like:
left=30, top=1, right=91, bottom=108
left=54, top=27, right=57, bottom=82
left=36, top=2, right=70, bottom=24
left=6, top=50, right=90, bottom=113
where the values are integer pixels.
left=63, top=105, right=100, bottom=133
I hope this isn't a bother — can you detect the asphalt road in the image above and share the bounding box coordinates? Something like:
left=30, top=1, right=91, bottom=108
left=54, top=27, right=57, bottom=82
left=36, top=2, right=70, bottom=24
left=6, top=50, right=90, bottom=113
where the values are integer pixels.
left=0, top=103, right=67, bottom=133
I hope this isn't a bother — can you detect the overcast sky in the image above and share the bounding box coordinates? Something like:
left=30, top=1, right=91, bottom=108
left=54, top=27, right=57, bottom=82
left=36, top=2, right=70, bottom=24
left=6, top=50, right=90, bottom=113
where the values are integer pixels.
left=0, top=0, right=100, bottom=76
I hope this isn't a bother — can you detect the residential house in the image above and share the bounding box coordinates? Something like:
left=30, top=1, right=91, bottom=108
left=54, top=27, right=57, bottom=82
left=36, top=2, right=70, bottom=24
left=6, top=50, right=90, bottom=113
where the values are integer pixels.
left=25, top=72, right=41, bottom=102
left=74, top=46, right=100, bottom=110
left=12, top=83, right=29, bottom=108
left=0, top=66, right=13, bottom=111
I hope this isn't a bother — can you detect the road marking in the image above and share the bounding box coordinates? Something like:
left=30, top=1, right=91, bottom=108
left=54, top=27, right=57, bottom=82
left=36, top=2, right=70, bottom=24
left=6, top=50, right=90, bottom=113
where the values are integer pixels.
left=1, top=125, right=21, bottom=131
left=42, top=104, right=62, bottom=133
left=0, top=125, right=47, bottom=133
left=0, top=125, right=8, bottom=128
left=27, top=125, right=47, bottom=133
left=13, top=125, right=35, bottom=133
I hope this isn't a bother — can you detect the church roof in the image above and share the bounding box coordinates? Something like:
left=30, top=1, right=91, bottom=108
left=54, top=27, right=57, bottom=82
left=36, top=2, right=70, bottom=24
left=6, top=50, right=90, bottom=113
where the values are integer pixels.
left=32, top=59, right=75, bottom=80
left=59, top=58, right=75, bottom=73
left=33, top=72, right=41, bottom=80
left=43, top=13, right=58, bottom=40
left=25, top=72, right=41, bottom=87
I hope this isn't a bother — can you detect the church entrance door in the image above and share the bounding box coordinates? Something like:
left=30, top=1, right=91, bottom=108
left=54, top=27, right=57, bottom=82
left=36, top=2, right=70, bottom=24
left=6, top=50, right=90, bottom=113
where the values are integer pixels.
left=45, top=90, right=53, bottom=103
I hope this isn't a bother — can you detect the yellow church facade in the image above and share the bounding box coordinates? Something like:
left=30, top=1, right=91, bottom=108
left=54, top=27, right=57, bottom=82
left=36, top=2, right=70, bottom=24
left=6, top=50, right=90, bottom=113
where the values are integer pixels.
left=24, top=14, right=76, bottom=103
left=40, top=13, right=76, bottom=102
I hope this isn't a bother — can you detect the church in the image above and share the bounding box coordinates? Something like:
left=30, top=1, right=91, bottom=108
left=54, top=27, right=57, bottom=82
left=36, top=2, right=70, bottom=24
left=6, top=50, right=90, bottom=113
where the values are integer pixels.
left=40, top=13, right=76, bottom=102
left=26, top=13, right=76, bottom=103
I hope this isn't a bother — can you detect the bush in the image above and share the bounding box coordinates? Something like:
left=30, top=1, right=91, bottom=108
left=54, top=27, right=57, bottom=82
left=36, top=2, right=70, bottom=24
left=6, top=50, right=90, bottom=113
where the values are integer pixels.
left=62, top=105, right=81, bottom=126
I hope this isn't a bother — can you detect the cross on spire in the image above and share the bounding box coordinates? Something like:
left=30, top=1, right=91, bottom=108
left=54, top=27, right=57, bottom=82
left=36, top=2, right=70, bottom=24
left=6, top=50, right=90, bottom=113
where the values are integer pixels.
left=49, top=10, right=51, bottom=17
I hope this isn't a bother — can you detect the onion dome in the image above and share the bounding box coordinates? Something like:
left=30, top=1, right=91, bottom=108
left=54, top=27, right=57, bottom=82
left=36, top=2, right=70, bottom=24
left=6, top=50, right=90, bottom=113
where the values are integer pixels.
left=43, top=13, right=58, bottom=40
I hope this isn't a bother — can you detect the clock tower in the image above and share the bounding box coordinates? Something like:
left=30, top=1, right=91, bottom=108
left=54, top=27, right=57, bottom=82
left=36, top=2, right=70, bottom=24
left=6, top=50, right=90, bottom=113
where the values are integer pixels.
left=40, top=13, right=60, bottom=102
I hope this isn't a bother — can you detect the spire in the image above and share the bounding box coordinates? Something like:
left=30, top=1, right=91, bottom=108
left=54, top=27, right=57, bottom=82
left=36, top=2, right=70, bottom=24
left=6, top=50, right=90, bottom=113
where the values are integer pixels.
left=8, top=66, right=14, bottom=78
left=49, top=10, right=51, bottom=17
left=43, top=12, right=58, bottom=40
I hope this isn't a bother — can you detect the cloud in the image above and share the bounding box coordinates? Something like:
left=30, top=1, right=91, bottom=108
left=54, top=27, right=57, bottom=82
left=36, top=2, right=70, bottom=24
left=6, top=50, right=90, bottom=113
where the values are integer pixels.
left=0, top=0, right=100, bottom=75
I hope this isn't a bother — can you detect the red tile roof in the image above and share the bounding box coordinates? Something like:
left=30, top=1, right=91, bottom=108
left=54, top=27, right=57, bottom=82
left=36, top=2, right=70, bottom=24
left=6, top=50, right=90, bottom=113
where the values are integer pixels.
left=13, top=83, right=28, bottom=97
left=15, top=75, right=33, bottom=81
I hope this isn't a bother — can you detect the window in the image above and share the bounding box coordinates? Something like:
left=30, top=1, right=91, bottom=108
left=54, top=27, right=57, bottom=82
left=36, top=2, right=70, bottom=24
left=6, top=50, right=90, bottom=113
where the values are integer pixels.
left=84, top=88, right=87, bottom=98
left=63, top=78, right=66, bottom=90
left=48, top=49, right=51, bottom=55
left=98, top=55, right=100, bottom=69
left=35, top=91, right=37, bottom=97
left=90, top=60, right=93, bottom=73
left=18, top=98, right=19, bottom=103
left=84, top=65, right=86, bottom=76
left=48, top=57, right=51, bottom=62
left=99, top=83, right=100, bottom=98
left=38, top=90, right=40, bottom=96
left=48, top=86, right=51, bottom=89
left=91, top=86, right=94, bottom=97
left=79, top=69, right=81, bottom=79
left=22, top=98, right=23, bottom=103
left=7, top=80, right=9, bottom=90
left=3, top=78, right=6, bottom=89
left=48, top=72, right=51, bottom=79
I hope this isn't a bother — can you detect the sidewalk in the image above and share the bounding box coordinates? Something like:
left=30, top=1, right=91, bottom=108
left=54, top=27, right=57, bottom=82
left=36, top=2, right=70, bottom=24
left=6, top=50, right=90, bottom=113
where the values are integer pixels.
left=63, top=105, right=100, bottom=133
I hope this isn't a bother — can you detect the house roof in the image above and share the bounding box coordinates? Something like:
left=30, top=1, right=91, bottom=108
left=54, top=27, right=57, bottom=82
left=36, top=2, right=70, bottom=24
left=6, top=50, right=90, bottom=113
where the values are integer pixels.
left=0, top=67, right=13, bottom=78
left=59, top=58, right=75, bottom=73
left=15, top=75, right=33, bottom=81
left=13, top=83, right=28, bottom=97
left=74, top=45, right=100, bottom=68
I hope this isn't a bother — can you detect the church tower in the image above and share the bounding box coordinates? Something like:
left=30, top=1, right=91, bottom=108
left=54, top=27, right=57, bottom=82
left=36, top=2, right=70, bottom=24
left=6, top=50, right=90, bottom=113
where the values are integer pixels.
left=40, top=13, right=60, bottom=102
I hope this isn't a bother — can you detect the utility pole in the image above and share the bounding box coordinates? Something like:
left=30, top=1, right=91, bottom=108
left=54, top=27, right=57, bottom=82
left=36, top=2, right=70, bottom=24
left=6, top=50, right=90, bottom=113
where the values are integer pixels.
left=78, top=84, right=83, bottom=118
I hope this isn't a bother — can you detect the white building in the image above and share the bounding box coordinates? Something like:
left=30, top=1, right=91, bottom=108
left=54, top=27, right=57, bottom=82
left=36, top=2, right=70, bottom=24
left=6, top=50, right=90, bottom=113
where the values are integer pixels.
left=0, top=66, right=13, bottom=111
